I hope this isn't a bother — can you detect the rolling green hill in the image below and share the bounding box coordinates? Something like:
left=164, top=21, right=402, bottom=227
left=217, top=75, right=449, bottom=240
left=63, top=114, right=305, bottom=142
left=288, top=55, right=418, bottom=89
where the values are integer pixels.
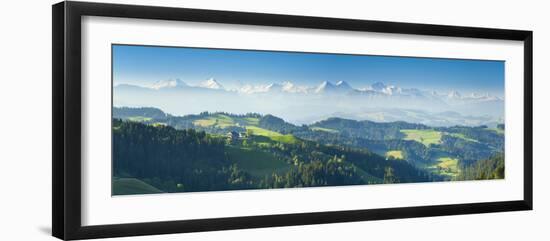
left=112, top=117, right=433, bottom=194
left=226, top=146, right=291, bottom=177
left=193, top=113, right=238, bottom=128
left=246, top=126, right=298, bottom=144
left=112, top=107, right=505, bottom=187
left=112, top=178, right=163, bottom=195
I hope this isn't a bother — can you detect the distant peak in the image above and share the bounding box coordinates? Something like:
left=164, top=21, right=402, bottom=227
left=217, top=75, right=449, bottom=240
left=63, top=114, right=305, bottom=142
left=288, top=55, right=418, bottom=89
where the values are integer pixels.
left=198, top=78, right=224, bottom=89
left=315, top=81, right=333, bottom=93
left=151, top=78, right=187, bottom=89
left=315, top=80, right=355, bottom=94
left=335, top=80, right=351, bottom=87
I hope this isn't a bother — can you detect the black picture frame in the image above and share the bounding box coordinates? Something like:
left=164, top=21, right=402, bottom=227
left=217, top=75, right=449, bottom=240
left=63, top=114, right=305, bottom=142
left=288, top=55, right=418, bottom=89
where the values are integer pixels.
left=52, top=1, right=533, bottom=240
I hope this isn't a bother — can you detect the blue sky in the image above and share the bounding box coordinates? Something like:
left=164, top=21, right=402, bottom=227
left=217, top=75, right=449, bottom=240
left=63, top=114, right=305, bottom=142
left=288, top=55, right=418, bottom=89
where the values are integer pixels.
left=113, top=44, right=504, bottom=96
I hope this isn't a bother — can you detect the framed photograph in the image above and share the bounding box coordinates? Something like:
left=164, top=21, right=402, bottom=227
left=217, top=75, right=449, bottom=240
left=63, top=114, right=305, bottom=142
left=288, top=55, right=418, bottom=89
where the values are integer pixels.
left=52, top=1, right=533, bottom=240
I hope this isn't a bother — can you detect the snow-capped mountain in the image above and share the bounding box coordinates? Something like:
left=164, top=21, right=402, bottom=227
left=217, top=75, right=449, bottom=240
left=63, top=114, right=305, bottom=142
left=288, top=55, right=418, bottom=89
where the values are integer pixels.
left=238, top=81, right=311, bottom=94
left=118, top=78, right=502, bottom=104
left=359, top=82, right=425, bottom=97
left=281, top=81, right=310, bottom=94
left=314, top=80, right=353, bottom=94
left=198, top=78, right=224, bottom=90
left=314, top=81, right=334, bottom=93
left=150, top=79, right=188, bottom=90
left=335, top=80, right=353, bottom=91
left=239, top=83, right=283, bottom=94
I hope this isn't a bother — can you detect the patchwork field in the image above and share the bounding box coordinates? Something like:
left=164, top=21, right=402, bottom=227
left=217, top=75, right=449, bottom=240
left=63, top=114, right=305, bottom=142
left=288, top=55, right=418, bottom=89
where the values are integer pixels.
left=430, top=157, right=460, bottom=177
left=193, top=114, right=236, bottom=128
left=192, top=118, right=216, bottom=127
left=400, top=129, right=442, bottom=147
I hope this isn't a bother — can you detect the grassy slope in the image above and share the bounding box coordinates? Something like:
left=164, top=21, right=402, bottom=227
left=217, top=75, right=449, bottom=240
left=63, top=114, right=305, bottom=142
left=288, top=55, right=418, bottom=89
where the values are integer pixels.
left=127, top=116, right=152, bottom=122
left=243, top=117, right=259, bottom=125
left=189, top=115, right=298, bottom=176
left=193, top=114, right=236, bottom=128
left=246, top=126, right=298, bottom=144
left=191, top=114, right=265, bottom=130
left=226, top=146, right=291, bottom=177
left=193, top=118, right=216, bottom=127
left=112, top=177, right=163, bottom=195
left=429, top=157, right=460, bottom=177
left=310, top=126, right=339, bottom=133
left=400, top=129, right=442, bottom=147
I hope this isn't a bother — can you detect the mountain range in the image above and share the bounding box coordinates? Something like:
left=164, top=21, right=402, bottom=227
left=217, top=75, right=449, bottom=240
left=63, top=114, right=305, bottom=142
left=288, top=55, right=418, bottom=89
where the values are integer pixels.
left=114, top=78, right=504, bottom=127
left=119, top=78, right=501, bottom=102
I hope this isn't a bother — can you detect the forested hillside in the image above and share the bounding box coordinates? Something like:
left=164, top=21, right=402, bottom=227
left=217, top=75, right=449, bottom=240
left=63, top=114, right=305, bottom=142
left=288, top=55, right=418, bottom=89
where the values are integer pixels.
left=455, top=153, right=504, bottom=180
left=113, top=118, right=429, bottom=194
left=112, top=107, right=505, bottom=195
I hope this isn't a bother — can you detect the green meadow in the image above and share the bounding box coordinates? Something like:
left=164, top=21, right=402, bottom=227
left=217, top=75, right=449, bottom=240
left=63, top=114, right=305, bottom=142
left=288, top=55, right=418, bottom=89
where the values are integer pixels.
left=400, top=129, right=442, bottom=147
